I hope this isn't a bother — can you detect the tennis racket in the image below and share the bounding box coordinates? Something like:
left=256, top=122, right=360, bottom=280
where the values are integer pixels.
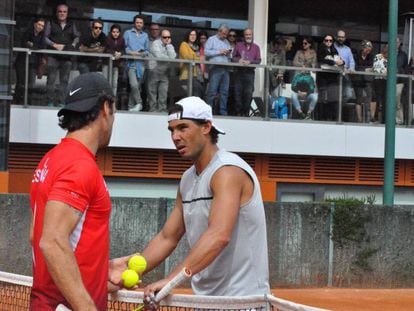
left=135, top=267, right=192, bottom=311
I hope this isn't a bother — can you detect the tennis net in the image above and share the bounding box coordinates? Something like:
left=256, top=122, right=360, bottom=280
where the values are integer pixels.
left=0, top=271, right=329, bottom=311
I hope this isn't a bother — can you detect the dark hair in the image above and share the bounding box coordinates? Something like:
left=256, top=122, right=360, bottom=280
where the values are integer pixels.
left=184, top=29, right=198, bottom=43
left=167, top=104, right=219, bottom=144
left=59, top=95, right=115, bottom=132
left=228, top=28, right=237, bottom=35
left=302, top=36, right=313, bottom=46
left=92, top=19, right=104, bottom=28
left=149, top=22, right=160, bottom=28
left=198, top=30, right=208, bottom=39
left=32, top=18, right=46, bottom=34
left=193, top=119, right=219, bottom=144
left=33, top=17, right=46, bottom=24
left=197, top=30, right=208, bottom=46
left=110, top=24, right=121, bottom=32
left=133, top=14, right=145, bottom=24
left=272, top=36, right=286, bottom=46
left=324, top=34, right=334, bottom=41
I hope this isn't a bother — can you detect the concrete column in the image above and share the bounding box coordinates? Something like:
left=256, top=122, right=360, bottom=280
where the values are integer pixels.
left=248, top=0, right=269, bottom=97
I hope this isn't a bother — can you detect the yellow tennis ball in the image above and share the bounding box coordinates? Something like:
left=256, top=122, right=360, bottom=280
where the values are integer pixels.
left=121, top=269, right=139, bottom=289
left=128, top=255, right=147, bottom=273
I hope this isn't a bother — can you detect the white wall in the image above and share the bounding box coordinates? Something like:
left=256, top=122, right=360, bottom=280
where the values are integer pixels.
left=10, top=106, right=414, bottom=160
left=106, top=178, right=179, bottom=198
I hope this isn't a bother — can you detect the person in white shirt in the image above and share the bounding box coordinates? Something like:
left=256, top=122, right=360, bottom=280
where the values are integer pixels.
left=147, top=29, right=177, bottom=112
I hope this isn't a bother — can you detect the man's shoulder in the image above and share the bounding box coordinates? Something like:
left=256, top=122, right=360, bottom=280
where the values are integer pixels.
left=235, top=41, right=244, bottom=49
left=80, top=32, right=93, bottom=41
left=153, top=38, right=162, bottom=45
left=339, top=44, right=352, bottom=52
left=398, top=50, right=408, bottom=58
left=215, top=150, right=248, bottom=168
left=124, top=28, right=135, bottom=36
left=206, top=35, right=218, bottom=43
left=41, top=140, right=97, bottom=174
left=99, top=32, right=107, bottom=40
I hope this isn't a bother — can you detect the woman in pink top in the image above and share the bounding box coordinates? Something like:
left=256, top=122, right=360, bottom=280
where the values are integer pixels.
left=198, top=30, right=209, bottom=81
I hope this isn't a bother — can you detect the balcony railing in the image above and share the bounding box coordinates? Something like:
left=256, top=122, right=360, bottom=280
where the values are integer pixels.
left=12, top=47, right=414, bottom=126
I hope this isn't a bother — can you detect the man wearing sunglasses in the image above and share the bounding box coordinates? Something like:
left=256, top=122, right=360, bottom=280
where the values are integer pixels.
left=147, top=29, right=177, bottom=112
left=78, top=19, right=107, bottom=74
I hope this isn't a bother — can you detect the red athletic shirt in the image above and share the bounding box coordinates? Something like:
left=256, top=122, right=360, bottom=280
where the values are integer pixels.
left=29, top=138, right=111, bottom=311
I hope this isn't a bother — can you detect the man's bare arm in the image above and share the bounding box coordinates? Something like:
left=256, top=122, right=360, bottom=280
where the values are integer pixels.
left=144, top=166, right=252, bottom=296
left=142, top=191, right=186, bottom=272
left=40, top=200, right=96, bottom=310
left=176, top=166, right=250, bottom=274
left=109, top=190, right=185, bottom=289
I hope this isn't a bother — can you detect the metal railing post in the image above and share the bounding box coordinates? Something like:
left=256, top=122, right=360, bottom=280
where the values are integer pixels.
left=263, top=67, right=270, bottom=119
left=108, top=55, right=113, bottom=85
left=337, top=73, right=343, bottom=123
left=24, top=51, right=29, bottom=107
left=408, top=74, right=413, bottom=126
left=188, top=62, right=193, bottom=97
left=327, top=202, right=335, bottom=287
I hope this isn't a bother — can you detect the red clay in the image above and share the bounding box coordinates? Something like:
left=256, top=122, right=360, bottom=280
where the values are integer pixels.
left=175, top=288, right=414, bottom=310
left=272, top=288, right=414, bottom=311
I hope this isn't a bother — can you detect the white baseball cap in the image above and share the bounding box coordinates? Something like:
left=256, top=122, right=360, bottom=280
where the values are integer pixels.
left=168, top=97, right=225, bottom=134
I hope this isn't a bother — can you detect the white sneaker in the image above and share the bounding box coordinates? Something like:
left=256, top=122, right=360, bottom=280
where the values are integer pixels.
left=129, top=104, right=142, bottom=112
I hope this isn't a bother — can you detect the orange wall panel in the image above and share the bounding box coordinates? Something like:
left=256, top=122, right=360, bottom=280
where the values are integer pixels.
left=9, top=172, right=33, bottom=193
left=0, top=172, right=9, bottom=193
left=260, top=181, right=276, bottom=202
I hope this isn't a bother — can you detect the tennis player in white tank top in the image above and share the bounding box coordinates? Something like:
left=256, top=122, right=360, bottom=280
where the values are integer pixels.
left=109, top=96, right=270, bottom=300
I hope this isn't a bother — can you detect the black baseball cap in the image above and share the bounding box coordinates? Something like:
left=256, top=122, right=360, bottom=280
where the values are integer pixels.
left=57, top=72, right=114, bottom=116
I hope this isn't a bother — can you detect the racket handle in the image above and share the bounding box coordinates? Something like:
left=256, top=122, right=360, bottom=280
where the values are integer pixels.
left=153, top=267, right=192, bottom=303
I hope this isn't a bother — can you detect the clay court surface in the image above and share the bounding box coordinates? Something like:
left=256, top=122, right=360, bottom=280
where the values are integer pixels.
left=272, top=288, right=414, bottom=310
left=175, top=288, right=414, bottom=310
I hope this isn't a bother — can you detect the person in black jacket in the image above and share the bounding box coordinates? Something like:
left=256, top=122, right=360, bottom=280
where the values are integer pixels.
left=44, top=4, right=80, bottom=106
left=316, top=34, right=344, bottom=121
left=396, top=37, right=409, bottom=124
left=352, top=40, right=374, bottom=122
left=14, top=17, right=46, bottom=105
left=78, top=19, right=107, bottom=74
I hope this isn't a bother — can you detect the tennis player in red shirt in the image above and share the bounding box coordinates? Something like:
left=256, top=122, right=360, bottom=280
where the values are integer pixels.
left=30, top=72, right=116, bottom=310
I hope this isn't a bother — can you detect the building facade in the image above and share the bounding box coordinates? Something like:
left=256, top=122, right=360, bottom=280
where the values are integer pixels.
left=3, top=0, right=414, bottom=203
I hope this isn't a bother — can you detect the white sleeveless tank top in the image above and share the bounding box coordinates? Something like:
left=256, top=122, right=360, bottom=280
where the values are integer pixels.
left=179, top=149, right=270, bottom=295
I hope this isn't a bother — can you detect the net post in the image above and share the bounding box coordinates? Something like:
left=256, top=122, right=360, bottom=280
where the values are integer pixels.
left=327, top=202, right=335, bottom=287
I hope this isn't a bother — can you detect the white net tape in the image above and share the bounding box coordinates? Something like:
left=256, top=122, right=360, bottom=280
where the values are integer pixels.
left=0, top=271, right=330, bottom=311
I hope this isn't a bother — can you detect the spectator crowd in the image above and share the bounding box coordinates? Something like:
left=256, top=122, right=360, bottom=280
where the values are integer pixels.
left=14, top=3, right=414, bottom=124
